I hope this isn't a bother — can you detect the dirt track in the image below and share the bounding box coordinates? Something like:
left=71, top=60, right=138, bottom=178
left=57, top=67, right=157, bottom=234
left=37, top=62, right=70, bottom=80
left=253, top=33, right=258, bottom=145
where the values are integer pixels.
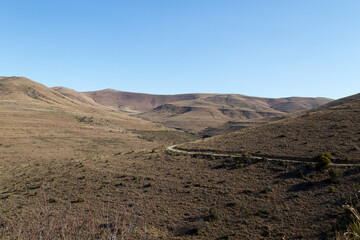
left=167, top=145, right=359, bottom=167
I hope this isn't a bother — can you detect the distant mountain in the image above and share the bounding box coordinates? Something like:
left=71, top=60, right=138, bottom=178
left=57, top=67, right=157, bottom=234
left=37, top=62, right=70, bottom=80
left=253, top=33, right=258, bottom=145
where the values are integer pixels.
left=0, top=77, right=168, bottom=163
left=139, top=94, right=332, bottom=133
left=50, top=80, right=332, bottom=134
left=82, top=89, right=211, bottom=114
left=179, top=93, right=360, bottom=162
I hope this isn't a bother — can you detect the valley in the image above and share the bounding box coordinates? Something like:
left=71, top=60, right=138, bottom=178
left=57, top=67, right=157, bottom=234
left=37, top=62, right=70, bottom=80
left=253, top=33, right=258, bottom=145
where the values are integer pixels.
left=0, top=77, right=359, bottom=239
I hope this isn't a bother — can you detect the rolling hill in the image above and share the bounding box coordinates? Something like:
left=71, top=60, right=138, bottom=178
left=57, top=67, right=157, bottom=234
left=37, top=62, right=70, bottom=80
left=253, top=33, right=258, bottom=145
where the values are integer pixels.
left=139, top=94, right=332, bottom=133
left=179, top=93, right=360, bottom=162
left=52, top=86, right=332, bottom=134
left=0, top=77, right=184, bottom=164
left=81, top=89, right=210, bottom=114
left=0, top=76, right=357, bottom=239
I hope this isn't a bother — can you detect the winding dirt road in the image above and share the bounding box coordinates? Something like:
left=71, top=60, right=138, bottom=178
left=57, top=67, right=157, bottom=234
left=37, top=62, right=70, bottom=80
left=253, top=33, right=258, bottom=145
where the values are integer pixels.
left=167, top=145, right=359, bottom=167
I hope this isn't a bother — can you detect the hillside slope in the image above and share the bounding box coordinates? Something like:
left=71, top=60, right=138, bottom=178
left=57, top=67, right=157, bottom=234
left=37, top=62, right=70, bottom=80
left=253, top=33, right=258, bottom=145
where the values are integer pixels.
left=82, top=89, right=210, bottom=114
left=0, top=77, right=174, bottom=164
left=53, top=86, right=332, bottom=133
left=51, top=86, right=100, bottom=106
left=180, top=93, right=360, bottom=162
left=140, top=94, right=332, bottom=133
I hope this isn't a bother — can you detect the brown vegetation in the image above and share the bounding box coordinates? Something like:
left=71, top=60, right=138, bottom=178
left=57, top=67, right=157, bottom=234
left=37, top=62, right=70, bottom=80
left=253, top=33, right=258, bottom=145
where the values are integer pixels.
left=180, top=95, right=360, bottom=162
left=0, top=76, right=358, bottom=239
left=139, top=94, right=331, bottom=133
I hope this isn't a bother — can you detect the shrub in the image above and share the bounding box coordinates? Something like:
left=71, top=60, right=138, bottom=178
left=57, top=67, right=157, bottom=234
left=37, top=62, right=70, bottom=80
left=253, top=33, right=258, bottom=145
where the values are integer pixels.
left=344, top=204, right=360, bottom=239
left=235, top=163, right=244, bottom=169
left=208, top=206, right=218, bottom=221
left=48, top=198, right=58, bottom=203
left=329, top=168, right=342, bottom=184
left=322, top=152, right=334, bottom=159
left=316, top=154, right=332, bottom=170
left=144, top=182, right=155, bottom=188
left=241, top=152, right=251, bottom=163
left=194, top=218, right=206, bottom=235
left=72, top=197, right=84, bottom=203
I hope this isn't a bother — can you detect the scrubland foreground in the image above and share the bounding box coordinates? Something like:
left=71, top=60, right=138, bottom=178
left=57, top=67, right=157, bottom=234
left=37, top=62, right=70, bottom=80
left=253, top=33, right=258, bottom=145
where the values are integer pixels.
left=1, top=148, right=359, bottom=239
left=0, top=77, right=359, bottom=239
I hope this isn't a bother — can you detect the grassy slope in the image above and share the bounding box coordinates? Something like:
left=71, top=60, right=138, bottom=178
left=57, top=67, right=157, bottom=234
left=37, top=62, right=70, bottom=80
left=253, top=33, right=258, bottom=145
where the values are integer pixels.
left=139, top=94, right=332, bottom=133
left=0, top=77, right=357, bottom=239
left=0, top=77, right=187, bottom=164
left=81, top=89, right=211, bottom=113
left=180, top=96, right=360, bottom=162
left=0, top=149, right=358, bottom=239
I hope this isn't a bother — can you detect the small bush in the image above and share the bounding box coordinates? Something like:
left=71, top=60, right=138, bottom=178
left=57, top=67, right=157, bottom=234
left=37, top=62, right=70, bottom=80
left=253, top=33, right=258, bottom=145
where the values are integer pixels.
left=208, top=206, right=218, bottom=221
left=329, top=168, right=342, bottom=184
left=194, top=218, right=206, bottom=235
left=241, top=152, right=251, bottom=163
left=316, top=154, right=332, bottom=170
left=322, top=152, right=334, bottom=159
left=48, top=198, right=58, bottom=203
left=72, top=197, right=84, bottom=203
left=144, top=182, right=155, bottom=188
left=235, top=163, right=244, bottom=169
left=329, top=186, right=336, bottom=193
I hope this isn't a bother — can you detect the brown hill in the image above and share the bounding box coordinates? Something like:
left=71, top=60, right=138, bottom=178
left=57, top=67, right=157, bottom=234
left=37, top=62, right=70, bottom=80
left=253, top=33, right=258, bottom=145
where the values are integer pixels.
left=0, top=77, right=182, bottom=164
left=0, top=77, right=355, bottom=239
left=314, top=92, right=360, bottom=110
left=51, top=86, right=100, bottom=106
left=140, top=94, right=332, bottom=133
left=82, top=89, right=210, bottom=114
left=53, top=86, right=332, bottom=133
left=180, top=93, right=360, bottom=162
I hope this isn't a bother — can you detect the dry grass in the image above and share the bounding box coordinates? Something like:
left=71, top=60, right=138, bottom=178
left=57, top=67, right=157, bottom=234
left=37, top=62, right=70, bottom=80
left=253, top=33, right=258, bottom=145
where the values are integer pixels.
left=139, top=94, right=331, bottom=133
left=181, top=98, right=360, bottom=162
left=0, top=77, right=358, bottom=239
left=0, top=77, right=180, bottom=165
left=1, top=148, right=359, bottom=239
left=0, top=197, right=145, bottom=240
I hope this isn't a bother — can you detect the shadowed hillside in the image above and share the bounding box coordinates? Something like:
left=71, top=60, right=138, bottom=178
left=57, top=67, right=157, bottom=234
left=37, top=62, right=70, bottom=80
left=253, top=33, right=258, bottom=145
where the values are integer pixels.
left=52, top=86, right=332, bottom=134
left=180, top=93, right=360, bottom=162
left=0, top=77, right=357, bottom=239
left=313, top=92, right=360, bottom=110
left=140, top=94, right=332, bottom=133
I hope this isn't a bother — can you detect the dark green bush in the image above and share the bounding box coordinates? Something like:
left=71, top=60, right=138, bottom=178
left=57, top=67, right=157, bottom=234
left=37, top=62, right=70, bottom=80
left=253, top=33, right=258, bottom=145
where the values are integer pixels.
left=315, top=154, right=332, bottom=170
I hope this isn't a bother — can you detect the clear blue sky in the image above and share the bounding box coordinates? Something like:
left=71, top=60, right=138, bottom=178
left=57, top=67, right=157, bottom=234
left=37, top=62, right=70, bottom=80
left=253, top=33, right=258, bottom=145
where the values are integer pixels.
left=1, top=0, right=359, bottom=99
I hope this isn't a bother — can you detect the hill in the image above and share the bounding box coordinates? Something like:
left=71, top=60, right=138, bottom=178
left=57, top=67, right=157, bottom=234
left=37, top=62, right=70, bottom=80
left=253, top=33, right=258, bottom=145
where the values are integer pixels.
left=82, top=89, right=210, bottom=114
left=179, top=93, right=360, bottom=162
left=139, top=94, right=332, bottom=133
left=0, top=77, right=189, bottom=164
left=0, top=77, right=356, bottom=239
left=314, top=92, right=360, bottom=110
left=51, top=86, right=100, bottom=106
left=52, top=86, right=332, bottom=133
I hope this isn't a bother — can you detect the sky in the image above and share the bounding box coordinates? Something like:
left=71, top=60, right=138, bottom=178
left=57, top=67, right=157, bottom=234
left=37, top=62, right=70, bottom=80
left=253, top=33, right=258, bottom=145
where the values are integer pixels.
left=1, top=0, right=359, bottom=99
